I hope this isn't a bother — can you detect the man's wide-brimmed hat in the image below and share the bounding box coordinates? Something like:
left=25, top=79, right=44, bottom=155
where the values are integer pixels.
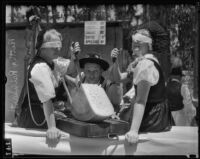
left=79, top=54, right=109, bottom=71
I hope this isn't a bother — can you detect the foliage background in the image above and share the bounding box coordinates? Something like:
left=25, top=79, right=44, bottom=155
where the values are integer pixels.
left=6, top=4, right=198, bottom=96
left=6, top=4, right=197, bottom=71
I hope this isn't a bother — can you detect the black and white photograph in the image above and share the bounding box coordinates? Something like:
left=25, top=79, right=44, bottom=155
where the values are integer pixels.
left=2, top=2, right=199, bottom=158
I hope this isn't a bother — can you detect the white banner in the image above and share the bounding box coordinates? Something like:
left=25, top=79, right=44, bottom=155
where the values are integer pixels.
left=84, top=21, right=106, bottom=45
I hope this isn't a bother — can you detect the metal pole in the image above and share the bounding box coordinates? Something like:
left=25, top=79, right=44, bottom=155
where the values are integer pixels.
left=193, top=4, right=199, bottom=99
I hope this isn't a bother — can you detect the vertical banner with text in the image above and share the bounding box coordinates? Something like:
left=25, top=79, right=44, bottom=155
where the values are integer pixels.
left=5, top=30, right=26, bottom=122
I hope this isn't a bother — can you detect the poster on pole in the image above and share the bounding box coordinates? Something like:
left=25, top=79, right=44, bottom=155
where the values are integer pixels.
left=84, top=21, right=106, bottom=45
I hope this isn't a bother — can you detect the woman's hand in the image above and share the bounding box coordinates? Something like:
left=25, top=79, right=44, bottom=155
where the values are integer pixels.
left=46, top=127, right=61, bottom=147
left=70, top=42, right=81, bottom=60
left=125, top=130, right=139, bottom=144
left=47, top=127, right=61, bottom=140
left=111, top=48, right=120, bottom=62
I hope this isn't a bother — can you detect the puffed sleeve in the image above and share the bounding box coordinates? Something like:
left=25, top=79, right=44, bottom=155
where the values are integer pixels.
left=29, top=63, right=56, bottom=103
left=133, top=59, right=159, bottom=86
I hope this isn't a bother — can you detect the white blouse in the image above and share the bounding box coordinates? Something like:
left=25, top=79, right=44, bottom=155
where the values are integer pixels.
left=29, top=58, right=70, bottom=103
left=133, top=54, right=159, bottom=86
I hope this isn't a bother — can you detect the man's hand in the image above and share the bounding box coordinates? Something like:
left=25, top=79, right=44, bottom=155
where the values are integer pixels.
left=123, top=86, right=136, bottom=103
left=46, top=127, right=61, bottom=147
left=111, top=112, right=120, bottom=120
left=125, top=130, right=139, bottom=144
left=111, top=48, right=120, bottom=63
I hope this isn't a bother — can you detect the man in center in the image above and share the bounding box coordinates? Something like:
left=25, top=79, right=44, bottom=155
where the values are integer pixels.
left=65, top=53, right=123, bottom=114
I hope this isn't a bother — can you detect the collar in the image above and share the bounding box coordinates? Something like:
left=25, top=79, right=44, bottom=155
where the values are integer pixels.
left=171, top=78, right=181, bottom=83
left=144, top=54, right=159, bottom=64
left=35, top=55, right=54, bottom=70
left=82, top=75, right=104, bottom=86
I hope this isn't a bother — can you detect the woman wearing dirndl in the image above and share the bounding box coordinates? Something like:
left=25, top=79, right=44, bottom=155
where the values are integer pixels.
left=16, top=29, right=80, bottom=143
left=110, top=29, right=174, bottom=144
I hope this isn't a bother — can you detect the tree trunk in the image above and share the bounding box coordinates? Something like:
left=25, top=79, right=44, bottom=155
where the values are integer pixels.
left=144, top=5, right=171, bottom=81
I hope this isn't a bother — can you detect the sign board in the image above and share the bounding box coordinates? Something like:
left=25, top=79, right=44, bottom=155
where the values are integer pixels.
left=84, top=21, right=106, bottom=45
